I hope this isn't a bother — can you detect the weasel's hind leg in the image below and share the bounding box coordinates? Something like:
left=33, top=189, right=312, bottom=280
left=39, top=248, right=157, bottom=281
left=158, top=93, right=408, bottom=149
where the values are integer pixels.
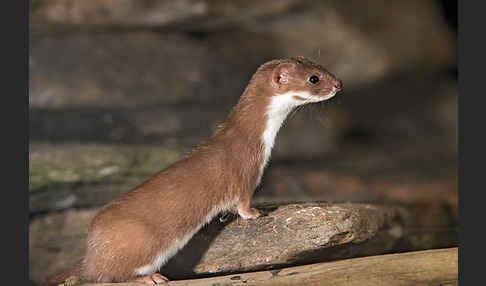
left=132, top=273, right=169, bottom=284
left=83, top=221, right=161, bottom=283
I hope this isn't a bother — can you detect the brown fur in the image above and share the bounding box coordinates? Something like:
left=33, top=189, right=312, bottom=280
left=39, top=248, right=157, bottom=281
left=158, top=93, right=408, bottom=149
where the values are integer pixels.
left=45, top=263, right=82, bottom=286
left=46, top=57, right=341, bottom=285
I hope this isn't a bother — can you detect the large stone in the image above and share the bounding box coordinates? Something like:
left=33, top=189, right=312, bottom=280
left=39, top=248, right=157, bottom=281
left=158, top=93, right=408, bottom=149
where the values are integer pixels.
left=29, top=141, right=458, bottom=240
left=30, top=0, right=300, bottom=31
left=29, top=10, right=456, bottom=159
left=29, top=32, right=237, bottom=108
left=30, top=1, right=456, bottom=108
left=28, top=144, right=184, bottom=212
left=30, top=0, right=456, bottom=79
left=28, top=31, right=351, bottom=156
left=29, top=202, right=400, bottom=284
left=29, top=1, right=456, bottom=159
left=261, top=167, right=458, bottom=229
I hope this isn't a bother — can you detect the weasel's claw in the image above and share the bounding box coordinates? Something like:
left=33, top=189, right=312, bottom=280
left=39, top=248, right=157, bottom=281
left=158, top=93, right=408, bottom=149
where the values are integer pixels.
left=133, top=273, right=169, bottom=284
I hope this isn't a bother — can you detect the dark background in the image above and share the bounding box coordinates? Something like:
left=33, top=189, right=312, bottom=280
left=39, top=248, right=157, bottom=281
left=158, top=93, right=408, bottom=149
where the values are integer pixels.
left=29, top=1, right=458, bottom=285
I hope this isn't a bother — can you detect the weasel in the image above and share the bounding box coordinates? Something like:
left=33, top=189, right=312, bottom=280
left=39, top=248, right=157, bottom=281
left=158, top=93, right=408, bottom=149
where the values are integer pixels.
left=46, top=56, right=342, bottom=285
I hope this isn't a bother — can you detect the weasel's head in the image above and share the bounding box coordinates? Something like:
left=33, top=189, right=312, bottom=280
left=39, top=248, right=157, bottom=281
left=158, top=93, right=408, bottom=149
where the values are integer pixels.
left=260, top=56, right=342, bottom=106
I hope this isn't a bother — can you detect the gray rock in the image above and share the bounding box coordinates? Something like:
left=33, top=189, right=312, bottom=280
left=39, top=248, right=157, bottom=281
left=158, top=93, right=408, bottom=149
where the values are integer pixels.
left=29, top=202, right=400, bottom=284
left=29, top=1, right=456, bottom=160
left=29, top=144, right=184, bottom=212
left=30, top=1, right=456, bottom=108
left=29, top=0, right=456, bottom=162
left=30, top=0, right=301, bottom=31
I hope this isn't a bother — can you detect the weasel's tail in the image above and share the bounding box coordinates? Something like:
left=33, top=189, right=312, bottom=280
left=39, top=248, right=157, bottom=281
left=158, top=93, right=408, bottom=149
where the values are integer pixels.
left=45, top=263, right=83, bottom=286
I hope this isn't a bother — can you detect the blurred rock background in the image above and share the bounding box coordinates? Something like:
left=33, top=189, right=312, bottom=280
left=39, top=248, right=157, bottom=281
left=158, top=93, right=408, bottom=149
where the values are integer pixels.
left=29, top=0, right=457, bottom=285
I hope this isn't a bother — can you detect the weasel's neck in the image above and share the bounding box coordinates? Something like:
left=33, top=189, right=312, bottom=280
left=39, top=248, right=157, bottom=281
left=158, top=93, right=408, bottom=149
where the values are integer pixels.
left=216, top=87, right=305, bottom=186
left=260, top=92, right=298, bottom=169
left=260, top=91, right=309, bottom=179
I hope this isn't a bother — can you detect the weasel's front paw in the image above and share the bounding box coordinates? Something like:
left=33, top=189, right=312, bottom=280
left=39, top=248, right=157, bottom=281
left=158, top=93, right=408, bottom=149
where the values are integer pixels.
left=238, top=207, right=261, bottom=219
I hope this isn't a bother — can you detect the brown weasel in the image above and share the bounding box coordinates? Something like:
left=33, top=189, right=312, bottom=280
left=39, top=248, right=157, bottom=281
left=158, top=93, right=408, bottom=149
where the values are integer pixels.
left=46, top=56, right=342, bottom=285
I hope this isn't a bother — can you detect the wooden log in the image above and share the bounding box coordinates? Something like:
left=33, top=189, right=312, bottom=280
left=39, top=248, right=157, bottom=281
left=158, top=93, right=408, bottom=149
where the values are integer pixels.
left=72, top=248, right=457, bottom=286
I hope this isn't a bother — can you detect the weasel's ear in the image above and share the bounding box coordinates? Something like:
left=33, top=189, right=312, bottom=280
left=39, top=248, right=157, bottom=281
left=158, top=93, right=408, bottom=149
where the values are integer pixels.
left=272, top=63, right=295, bottom=88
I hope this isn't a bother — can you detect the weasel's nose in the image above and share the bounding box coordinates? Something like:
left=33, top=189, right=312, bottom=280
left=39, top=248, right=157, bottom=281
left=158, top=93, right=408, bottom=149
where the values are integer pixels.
left=334, top=80, right=343, bottom=91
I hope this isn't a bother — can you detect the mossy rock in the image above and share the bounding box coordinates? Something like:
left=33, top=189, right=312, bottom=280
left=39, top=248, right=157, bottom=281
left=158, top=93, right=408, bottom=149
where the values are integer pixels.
left=29, top=143, right=183, bottom=213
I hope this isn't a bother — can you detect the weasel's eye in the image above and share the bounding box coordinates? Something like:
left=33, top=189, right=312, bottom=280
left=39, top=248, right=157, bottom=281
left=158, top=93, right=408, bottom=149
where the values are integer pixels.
left=308, top=75, right=320, bottom=84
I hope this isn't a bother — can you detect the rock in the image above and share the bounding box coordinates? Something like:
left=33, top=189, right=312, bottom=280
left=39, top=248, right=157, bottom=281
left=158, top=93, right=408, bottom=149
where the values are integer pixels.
left=163, top=202, right=398, bottom=278
left=28, top=144, right=184, bottom=213
left=340, top=73, right=458, bottom=155
left=29, top=38, right=455, bottom=158
left=29, top=202, right=400, bottom=284
left=29, top=208, right=96, bottom=286
left=29, top=1, right=456, bottom=159
left=29, top=144, right=183, bottom=191
left=28, top=138, right=458, bottom=226
left=29, top=32, right=231, bottom=109
left=30, top=0, right=455, bottom=86
left=260, top=154, right=457, bottom=229
left=30, top=0, right=301, bottom=31
left=271, top=105, right=350, bottom=160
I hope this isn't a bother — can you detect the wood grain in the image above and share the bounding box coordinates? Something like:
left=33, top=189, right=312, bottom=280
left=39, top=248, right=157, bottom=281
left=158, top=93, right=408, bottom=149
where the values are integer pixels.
left=74, top=248, right=457, bottom=286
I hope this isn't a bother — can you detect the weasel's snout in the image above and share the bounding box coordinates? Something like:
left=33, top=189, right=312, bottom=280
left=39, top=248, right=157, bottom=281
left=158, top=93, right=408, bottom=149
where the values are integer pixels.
left=334, top=80, right=343, bottom=91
